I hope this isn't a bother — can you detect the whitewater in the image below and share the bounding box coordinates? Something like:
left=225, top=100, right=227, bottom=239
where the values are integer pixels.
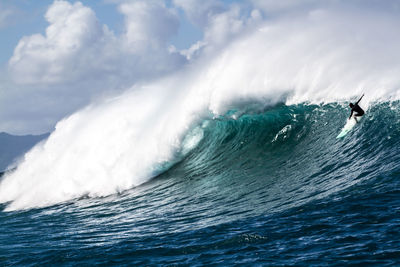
left=1, top=8, right=400, bottom=211
left=1, top=4, right=400, bottom=265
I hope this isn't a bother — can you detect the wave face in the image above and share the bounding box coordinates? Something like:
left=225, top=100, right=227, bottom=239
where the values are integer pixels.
left=155, top=101, right=400, bottom=223
left=1, top=102, right=400, bottom=265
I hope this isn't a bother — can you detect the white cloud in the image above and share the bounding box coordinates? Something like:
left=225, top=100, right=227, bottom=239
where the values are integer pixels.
left=119, top=0, right=179, bottom=52
left=174, top=1, right=262, bottom=59
left=9, top=0, right=184, bottom=84
left=9, top=1, right=112, bottom=84
left=172, top=0, right=225, bottom=27
left=0, top=4, right=14, bottom=29
left=203, top=5, right=245, bottom=46
left=250, top=0, right=400, bottom=15
left=249, top=0, right=320, bottom=13
left=3, top=0, right=186, bottom=134
left=180, top=41, right=206, bottom=60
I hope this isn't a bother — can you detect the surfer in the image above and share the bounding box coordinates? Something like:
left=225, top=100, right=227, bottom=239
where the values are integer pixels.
left=349, top=94, right=364, bottom=123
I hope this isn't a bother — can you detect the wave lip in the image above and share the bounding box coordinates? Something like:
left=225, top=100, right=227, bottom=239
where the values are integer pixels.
left=0, top=85, right=203, bottom=211
left=2, top=4, right=400, bottom=210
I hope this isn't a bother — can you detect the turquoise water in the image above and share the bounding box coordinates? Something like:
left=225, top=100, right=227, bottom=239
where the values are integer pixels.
left=1, top=102, right=400, bottom=265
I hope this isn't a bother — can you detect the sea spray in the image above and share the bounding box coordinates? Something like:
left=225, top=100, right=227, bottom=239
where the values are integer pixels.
left=0, top=84, right=205, bottom=211
left=2, top=7, right=400, bottom=210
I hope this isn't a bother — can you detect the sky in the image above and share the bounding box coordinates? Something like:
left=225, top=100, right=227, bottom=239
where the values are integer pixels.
left=1, top=0, right=400, bottom=135
left=0, top=0, right=255, bottom=135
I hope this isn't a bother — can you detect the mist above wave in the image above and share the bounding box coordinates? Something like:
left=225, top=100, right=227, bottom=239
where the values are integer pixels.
left=1, top=6, right=400, bottom=211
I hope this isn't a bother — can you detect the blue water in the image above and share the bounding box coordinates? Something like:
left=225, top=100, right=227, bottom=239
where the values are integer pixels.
left=1, top=102, right=400, bottom=265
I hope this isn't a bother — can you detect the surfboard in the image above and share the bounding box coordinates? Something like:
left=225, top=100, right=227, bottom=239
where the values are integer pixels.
left=336, top=115, right=361, bottom=138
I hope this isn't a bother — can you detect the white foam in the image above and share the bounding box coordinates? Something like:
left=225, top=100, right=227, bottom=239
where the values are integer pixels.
left=2, top=7, right=400, bottom=210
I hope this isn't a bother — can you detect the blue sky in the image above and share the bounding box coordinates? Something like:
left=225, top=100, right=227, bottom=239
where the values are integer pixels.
left=0, top=0, right=205, bottom=64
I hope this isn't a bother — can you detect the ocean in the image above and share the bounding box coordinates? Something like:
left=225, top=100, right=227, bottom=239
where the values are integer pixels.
left=1, top=101, right=399, bottom=265
left=1, top=6, right=400, bottom=265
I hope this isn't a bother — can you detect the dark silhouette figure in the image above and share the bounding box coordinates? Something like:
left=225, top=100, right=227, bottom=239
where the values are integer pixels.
left=349, top=94, right=364, bottom=123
